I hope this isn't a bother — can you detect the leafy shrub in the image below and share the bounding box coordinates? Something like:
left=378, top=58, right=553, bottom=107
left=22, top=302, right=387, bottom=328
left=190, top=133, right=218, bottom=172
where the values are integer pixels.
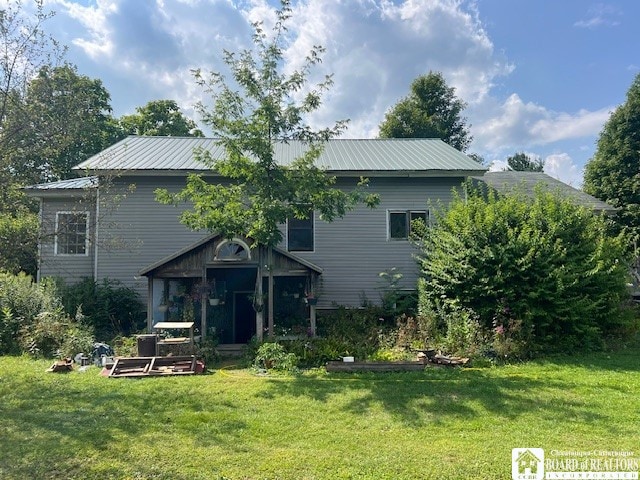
left=0, top=273, right=96, bottom=357
left=18, top=307, right=95, bottom=359
left=417, top=183, right=634, bottom=356
left=0, top=273, right=62, bottom=355
left=111, top=335, right=138, bottom=357
left=60, top=278, right=146, bottom=341
left=253, top=342, right=298, bottom=373
left=0, top=212, right=38, bottom=277
left=195, top=336, right=219, bottom=367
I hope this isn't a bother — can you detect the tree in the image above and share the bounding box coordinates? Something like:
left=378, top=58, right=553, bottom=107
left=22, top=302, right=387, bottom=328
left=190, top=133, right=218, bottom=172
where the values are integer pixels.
left=0, top=0, right=64, bottom=144
left=0, top=0, right=65, bottom=275
left=584, top=73, right=640, bottom=241
left=379, top=72, right=472, bottom=152
left=4, top=64, right=122, bottom=184
left=120, top=99, right=204, bottom=137
left=506, top=152, right=544, bottom=172
left=416, top=183, right=631, bottom=357
left=156, top=0, right=379, bottom=337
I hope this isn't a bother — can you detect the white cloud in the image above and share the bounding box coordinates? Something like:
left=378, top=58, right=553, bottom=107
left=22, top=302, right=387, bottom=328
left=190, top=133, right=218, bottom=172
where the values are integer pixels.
left=543, top=153, right=583, bottom=188
left=44, top=0, right=615, bottom=187
left=281, top=0, right=512, bottom=137
left=51, top=0, right=120, bottom=59
left=574, top=3, right=621, bottom=28
left=472, top=93, right=611, bottom=151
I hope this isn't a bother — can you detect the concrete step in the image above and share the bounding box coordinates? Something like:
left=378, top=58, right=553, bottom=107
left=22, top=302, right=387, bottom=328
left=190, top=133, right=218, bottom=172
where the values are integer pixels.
left=216, top=343, right=247, bottom=358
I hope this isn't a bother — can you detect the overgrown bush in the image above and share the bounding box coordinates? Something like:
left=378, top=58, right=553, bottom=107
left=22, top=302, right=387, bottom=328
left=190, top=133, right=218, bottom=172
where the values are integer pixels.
left=0, top=272, right=95, bottom=357
left=417, top=183, right=635, bottom=356
left=111, top=335, right=138, bottom=357
left=253, top=342, right=298, bottom=373
left=195, top=336, right=219, bottom=367
left=0, top=273, right=60, bottom=354
left=0, top=212, right=38, bottom=277
left=60, top=278, right=146, bottom=341
left=19, top=308, right=95, bottom=358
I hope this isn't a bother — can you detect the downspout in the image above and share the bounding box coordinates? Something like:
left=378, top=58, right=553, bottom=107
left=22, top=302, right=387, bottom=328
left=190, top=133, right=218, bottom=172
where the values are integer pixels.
left=93, top=184, right=100, bottom=281
left=36, top=197, right=43, bottom=283
left=268, top=246, right=274, bottom=339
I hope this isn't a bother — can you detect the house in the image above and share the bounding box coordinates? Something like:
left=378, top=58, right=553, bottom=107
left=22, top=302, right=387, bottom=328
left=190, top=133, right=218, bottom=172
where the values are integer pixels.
left=514, top=449, right=542, bottom=477
left=26, top=136, right=488, bottom=342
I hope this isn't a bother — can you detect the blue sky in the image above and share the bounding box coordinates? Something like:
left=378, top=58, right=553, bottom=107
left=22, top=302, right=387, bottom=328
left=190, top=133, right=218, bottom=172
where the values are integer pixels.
left=31, top=0, right=640, bottom=186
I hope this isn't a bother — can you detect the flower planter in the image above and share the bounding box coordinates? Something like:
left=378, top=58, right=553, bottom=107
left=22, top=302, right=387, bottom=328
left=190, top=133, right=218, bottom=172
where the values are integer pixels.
left=209, top=298, right=221, bottom=306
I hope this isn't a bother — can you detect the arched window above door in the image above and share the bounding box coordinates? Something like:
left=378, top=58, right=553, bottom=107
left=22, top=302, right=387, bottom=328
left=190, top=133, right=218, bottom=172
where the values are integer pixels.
left=214, top=239, right=251, bottom=261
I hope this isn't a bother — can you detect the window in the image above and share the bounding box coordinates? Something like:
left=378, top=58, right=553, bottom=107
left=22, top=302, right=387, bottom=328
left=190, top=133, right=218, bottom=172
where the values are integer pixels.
left=388, top=210, right=428, bottom=240
left=55, top=212, right=89, bottom=255
left=215, top=239, right=251, bottom=261
left=287, top=213, right=314, bottom=252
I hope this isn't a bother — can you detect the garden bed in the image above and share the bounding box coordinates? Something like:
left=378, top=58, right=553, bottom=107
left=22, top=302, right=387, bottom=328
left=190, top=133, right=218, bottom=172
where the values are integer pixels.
left=325, top=360, right=426, bottom=372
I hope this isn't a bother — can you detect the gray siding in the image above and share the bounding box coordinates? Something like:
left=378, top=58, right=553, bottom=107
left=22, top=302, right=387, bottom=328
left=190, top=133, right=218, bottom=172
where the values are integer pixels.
left=95, top=176, right=205, bottom=295
left=39, top=197, right=96, bottom=283
left=40, top=175, right=465, bottom=307
left=290, top=177, right=463, bottom=307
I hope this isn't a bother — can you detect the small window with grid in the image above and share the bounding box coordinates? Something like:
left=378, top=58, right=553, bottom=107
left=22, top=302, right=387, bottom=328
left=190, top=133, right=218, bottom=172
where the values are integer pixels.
left=55, top=212, right=89, bottom=255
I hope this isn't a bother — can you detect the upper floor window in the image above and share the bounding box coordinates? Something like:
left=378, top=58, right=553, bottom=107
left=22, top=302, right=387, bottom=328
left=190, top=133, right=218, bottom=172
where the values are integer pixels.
left=55, top=212, right=89, bottom=255
left=388, top=210, right=428, bottom=240
left=287, top=213, right=314, bottom=252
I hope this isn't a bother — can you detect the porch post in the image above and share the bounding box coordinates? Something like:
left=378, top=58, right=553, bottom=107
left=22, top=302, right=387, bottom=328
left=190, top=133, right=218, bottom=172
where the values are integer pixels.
left=256, top=260, right=264, bottom=342
left=310, top=305, right=317, bottom=337
left=147, top=276, right=153, bottom=332
left=201, top=266, right=207, bottom=339
left=267, top=246, right=274, bottom=339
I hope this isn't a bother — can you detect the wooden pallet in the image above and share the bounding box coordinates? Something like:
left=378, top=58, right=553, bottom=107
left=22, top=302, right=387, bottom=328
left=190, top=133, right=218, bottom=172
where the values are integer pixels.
left=108, top=356, right=197, bottom=377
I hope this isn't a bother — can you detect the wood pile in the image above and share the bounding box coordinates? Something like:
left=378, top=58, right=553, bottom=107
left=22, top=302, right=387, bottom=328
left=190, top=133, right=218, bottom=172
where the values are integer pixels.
left=46, top=358, right=74, bottom=373
left=108, top=356, right=198, bottom=377
left=325, top=351, right=470, bottom=373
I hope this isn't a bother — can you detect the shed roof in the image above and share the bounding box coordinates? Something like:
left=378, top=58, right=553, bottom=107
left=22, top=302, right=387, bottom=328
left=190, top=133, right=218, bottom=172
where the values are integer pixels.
left=24, top=176, right=99, bottom=198
left=74, top=136, right=486, bottom=176
left=25, top=176, right=98, bottom=191
left=472, top=171, right=616, bottom=214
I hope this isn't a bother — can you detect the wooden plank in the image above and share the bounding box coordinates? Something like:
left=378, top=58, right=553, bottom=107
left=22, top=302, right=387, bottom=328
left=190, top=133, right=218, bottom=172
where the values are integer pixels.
left=153, top=322, right=195, bottom=329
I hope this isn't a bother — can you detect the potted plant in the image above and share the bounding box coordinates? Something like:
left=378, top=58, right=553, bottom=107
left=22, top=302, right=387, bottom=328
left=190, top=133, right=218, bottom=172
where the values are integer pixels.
left=304, top=278, right=322, bottom=306
left=207, top=279, right=224, bottom=306
left=304, top=294, right=318, bottom=306
left=158, top=291, right=170, bottom=312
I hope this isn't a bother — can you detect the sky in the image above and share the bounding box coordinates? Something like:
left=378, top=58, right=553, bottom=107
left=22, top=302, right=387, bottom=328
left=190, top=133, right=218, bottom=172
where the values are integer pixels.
left=25, top=0, right=640, bottom=186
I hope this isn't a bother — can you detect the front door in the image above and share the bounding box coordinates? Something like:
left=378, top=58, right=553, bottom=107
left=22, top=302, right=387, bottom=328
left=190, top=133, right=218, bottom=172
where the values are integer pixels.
left=234, top=291, right=256, bottom=343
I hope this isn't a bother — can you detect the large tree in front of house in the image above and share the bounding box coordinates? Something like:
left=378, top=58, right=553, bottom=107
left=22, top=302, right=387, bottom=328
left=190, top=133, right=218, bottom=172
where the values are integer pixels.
left=155, top=0, right=379, bottom=337
left=379, top=71, right=472, bottom=152
left=584, top=73, right=640, bottom=242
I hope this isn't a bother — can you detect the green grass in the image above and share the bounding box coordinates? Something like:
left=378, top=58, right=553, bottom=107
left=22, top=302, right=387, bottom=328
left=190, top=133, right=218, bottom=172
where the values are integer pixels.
left=1, top=346, right=639, bottom=480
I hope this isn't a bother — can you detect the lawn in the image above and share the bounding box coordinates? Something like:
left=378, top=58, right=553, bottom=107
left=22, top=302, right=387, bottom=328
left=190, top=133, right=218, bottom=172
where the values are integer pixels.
left=0, top=346, right=638, bottom=480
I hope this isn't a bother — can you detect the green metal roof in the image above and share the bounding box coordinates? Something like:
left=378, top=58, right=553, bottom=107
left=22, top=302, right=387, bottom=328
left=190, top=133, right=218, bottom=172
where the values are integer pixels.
left=74, top=136, right=486, bottom=176
left=472, top=171, right=616, bottom=214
